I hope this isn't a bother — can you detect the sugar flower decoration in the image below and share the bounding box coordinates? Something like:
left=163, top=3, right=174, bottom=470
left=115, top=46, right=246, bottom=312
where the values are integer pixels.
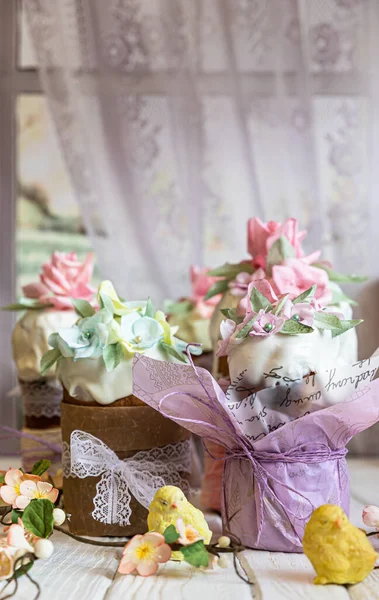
left=118, top=532, right=171, bottom=577
left=14, top=480, right=59, bottom=509
left=0, top=548, right=15, bottom=582
left=189, top=266, right=221, bottom=319
left=120, top=312, right=165, bottom=352
left=0, top=469, right=41, bottom=510
left=7, top=519, right=33, bottom=553
left=247, top=217, right=307, bottom=268
left=362, top=505, right=379, bottom=529
left=22, top=251, right=95, bottom=310
left=176, top=519, right=203, bottom=545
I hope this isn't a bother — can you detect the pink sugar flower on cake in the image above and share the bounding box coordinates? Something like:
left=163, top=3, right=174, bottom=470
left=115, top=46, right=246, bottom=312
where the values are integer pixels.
left=189, top=266, right=221, bottom=318
left=22, top=251, right=96, bottom=310
left=247, top=217, right=307, bottom=268
left=272, top=258, right=332, bottom=306
left=118, top=532, right=172, bottom=577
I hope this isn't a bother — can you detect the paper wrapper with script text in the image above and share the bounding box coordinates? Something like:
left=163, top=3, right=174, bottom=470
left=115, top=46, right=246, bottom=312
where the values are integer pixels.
left=133, top=354, right=379, bottom=551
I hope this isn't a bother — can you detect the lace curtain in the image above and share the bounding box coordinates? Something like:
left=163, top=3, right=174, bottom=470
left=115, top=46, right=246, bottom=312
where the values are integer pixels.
left=25, top=0, right=379, bottom=304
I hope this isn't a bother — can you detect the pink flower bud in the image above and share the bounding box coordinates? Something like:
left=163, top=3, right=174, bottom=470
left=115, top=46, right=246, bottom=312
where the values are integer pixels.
left=362, top=505, right=379, bottom=528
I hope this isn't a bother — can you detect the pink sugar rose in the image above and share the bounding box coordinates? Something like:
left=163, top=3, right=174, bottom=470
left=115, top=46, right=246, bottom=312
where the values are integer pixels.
left=247, top=217, right=307, bottom=267
left=281, top=299, right=315, bottom=327
left=189, top=266, right=221, bottom=319
left=250, top=310, right=285, bottom=337
left=237, top=279, right=278, bottom=316
left=22, top=251, right=95, bottom=310
left=272, top=258, right=332, bottom=306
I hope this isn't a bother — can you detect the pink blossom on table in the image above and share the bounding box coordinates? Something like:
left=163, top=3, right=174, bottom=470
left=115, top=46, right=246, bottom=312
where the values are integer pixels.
left=237, top=279, right=278, bottom=316
left=281, top=299, right=315, bottom=327
left=247, top=217, right=307, bottom=267
left=118, top=532, right=171, bottom=577
left=249, top=310, right=285, bottom=337
left=362, top=505, right=379, bottom=528
left=16, top=480, right=59, bottom=509
left=7, top=519, right=33, bottom=553
left=189, top=266, right=221, bottom=319
left=176, top=518, right=203, bottom=545
left=228, top=268, right=266, bottom=297
left=272, top=259, right=332, bottom=306
left=0, top=469, right=41, bottom=510
left=22, top=251, right=96, bottom=310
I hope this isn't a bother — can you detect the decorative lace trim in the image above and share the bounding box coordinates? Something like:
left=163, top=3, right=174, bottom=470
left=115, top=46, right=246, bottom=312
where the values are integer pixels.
left=62, top=430, right=191, bottom=526
left=19, top=379, right=62, bottom=418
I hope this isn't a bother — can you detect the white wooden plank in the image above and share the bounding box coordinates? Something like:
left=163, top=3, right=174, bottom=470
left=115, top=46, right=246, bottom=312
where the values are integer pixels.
left=105, top=553, right=253, bottom=600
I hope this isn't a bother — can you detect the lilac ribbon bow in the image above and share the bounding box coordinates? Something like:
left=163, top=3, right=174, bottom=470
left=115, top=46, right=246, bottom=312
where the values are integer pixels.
left=158, top=346, right=347, bottom=545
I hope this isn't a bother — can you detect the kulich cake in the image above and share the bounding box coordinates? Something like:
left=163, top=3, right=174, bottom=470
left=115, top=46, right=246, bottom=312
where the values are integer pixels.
left=166, top=266, right=221, bottom=372
left=207, top=217, right=364, bottom=378
left=43, top=280, right=196, bottom=536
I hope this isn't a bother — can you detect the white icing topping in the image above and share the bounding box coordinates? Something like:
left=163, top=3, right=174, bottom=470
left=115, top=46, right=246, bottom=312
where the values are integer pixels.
left=12, top=309, right=77, bottom=381
left=57, top=343, right=180, bottom=405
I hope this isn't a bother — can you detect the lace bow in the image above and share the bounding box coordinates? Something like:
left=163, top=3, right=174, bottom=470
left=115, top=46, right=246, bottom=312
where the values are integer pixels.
left=65, top=430, right=191, bottom=527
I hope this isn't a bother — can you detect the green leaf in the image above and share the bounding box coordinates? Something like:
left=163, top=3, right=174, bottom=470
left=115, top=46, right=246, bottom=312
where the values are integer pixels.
left=236, top=314, right=258, bottom=339
left=208, top=262, right=255, bottom=278
left=204, top=279, right=230, bottom=301
left=273, top=294, right=289, bottom=315
left=161, top=341, right=187, bottom=363
left=32, top=459, right=51, bottom=477
left=280, top=320, right=314, bottom=335
left=14, top=560, right=34, bottom=579
left=99, top=293, right=115, bottom=316
left=72, top=298, right=96, bottom=318
left=40, top=348, right=61, bottom=376
left=250, top=287, right=272, bottom=313
left=331, top=319, right=363, bottom=338
left=164, top=300, right=193, bottom=316
left=2, top=299, right=52, bottom=311
left=329, top=282, right=357, bottom=306
left=163, top=524, right=180, bottom=544
left=220, top=308, right=243, bottom=324
left=0, top=474, right=5, bottom=484
left=292, top=285, right=316, bottom=305
left=103, top=342, right=124, bottom=372
left=22, top=499, right=54, bottom=538
left=314, top=311, right=343, bottom=330
left=181, top=540, right=209, bottom=568
left=144, top=297, right=155, bottom=318
left=266, top=236, right=296, bottom=273
left=313, top=263, right=367, bottom=284
left=12, top=509, right=23, bottom=524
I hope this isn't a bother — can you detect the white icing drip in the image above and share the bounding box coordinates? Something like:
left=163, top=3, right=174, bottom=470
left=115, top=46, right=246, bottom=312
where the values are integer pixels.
left=57, top=343, right=181, bottom=405
left=12, top=309, right=77, bottom=381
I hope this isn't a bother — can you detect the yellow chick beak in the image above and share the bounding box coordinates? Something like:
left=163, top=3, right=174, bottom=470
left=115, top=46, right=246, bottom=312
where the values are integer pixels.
left=334, top=518, right=342, bottom=529
left=171, top=503, right=178, bottom=509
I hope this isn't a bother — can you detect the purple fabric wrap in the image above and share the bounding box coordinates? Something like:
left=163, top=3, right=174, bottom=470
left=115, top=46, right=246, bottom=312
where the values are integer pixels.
left=132, top=354, right=379, bottom=552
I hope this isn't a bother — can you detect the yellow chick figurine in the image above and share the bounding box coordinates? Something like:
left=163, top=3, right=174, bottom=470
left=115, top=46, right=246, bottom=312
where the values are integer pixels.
left=148, top=486, right=212, bottom=545
left=303, top=504, right=378, bottom=585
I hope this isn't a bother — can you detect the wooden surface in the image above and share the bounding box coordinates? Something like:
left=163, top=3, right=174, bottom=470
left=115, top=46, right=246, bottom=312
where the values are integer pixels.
left=1, top=457, right=379, bottom=600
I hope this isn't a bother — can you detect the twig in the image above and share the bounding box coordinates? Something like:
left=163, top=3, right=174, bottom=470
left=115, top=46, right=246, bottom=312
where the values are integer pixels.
left=0, top=508, right=12, bottom=526
left=366, top=531, right=378, bottom=538
left=54, top=526, right=126, bottom=547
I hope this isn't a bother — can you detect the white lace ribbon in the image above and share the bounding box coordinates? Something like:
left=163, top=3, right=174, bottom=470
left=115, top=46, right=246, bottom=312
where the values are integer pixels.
left=64, top=430, right=191, bottom=527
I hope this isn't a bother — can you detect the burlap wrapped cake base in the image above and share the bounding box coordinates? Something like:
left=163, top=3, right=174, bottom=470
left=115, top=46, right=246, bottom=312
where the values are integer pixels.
left=61, top=395, right=190, bottom=537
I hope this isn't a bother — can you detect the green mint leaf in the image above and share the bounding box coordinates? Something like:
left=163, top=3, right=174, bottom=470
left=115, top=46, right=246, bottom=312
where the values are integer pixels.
left=103, top=342, right=124, bottom=372
left=204, top=279, right=230, bottom=301
left=250, top=287, right=272, bottom=313
left=161, top=341, right=187, bottom=363
left=292, top=285, right=316, bottom=305
left=144, top=297, right=155, bottom=317
left=163, top=524, right=180, bottom=544
left=331, top=319, right=363, bottom=338
left=266, top=236, right=296, bottom=273
left=236, top=314, right=258, bottom=339
left=72, top=298, right=96, bottom=318
left=312, top=263, right=367, bottom=284
left=22, top=499, right=54, bottom=538
left=12, top=509, right=23, bottom=524
left=280, top=320, right=314, bottom=335
left=208, top=262, right=255, bottom=278
left=181, top=540, right=209, bottom=568
left=40, top=348, right=61, bottom=376
left=31, top=459, right=51, bottom=477
left=273, top=294, right=289, bottom=315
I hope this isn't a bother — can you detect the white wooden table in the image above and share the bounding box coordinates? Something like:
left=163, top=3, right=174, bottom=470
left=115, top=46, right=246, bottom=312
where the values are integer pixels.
left=1, top=457, right=379, bottom=600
